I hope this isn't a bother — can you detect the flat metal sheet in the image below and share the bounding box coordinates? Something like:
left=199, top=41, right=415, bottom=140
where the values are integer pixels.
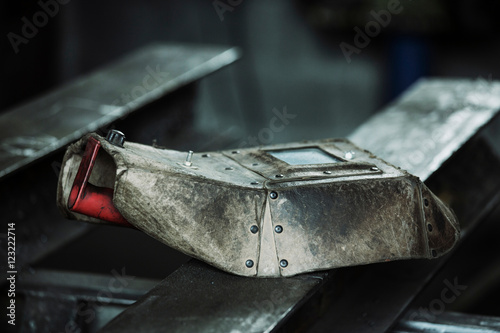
left=0, top=44, right=240, bottom=179
left=349, top=78, right=500, bottom=180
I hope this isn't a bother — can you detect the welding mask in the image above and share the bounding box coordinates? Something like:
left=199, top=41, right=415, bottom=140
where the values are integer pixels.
left=57, top=132, right=459, bottom=277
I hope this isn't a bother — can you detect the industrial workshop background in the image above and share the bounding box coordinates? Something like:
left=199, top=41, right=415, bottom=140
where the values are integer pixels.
left=3, top=0, right=500, bottom=144
left=1, top=0, right=500, bottom=332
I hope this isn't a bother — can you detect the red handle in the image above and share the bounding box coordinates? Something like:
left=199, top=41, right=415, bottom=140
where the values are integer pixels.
left=68, top=137, right=132, bottom=227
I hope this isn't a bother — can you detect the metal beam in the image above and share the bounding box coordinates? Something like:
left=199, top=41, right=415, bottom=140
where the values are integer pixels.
left=0, top=44, right=241, bottom=179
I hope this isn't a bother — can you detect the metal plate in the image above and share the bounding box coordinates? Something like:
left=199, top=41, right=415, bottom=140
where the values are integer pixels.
left=0, top=44, right=241, bottom=179
left=349, top=78, right=500, bottom=180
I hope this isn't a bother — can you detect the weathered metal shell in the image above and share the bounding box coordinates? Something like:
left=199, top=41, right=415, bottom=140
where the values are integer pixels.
left=57, top=134, right=459, bottom=277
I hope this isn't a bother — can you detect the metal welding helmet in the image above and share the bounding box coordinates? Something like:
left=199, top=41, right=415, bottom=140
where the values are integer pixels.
left=57, top=132, right=460, bottom=278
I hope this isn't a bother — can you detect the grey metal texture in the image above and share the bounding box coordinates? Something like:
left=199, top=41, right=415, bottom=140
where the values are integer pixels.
left=0, top=43, right=240, bottom=179
left=349, top=78, right=500, bottom=180
left=57, top=135, right=457, bottom=277
left=101, top=260, right=328, bottom=333
left=14, top=269, right=159, bottom=333
left=393, top=311, right=500, bottom=332
left=100, top=78, right=500, bottom=333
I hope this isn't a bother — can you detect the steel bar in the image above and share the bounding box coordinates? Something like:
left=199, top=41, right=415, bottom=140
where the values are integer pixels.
left=14, top=269, right=159, bottom=333
left=0, top=43, right=241, bottom=179
left=349, top=78, right=500, bottom=180
left=101, top=260, right=329, bottom=333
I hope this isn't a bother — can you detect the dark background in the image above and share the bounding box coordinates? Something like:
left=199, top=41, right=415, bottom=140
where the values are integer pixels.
left=2, top=0, right=500, bottom=146
left=2, top=1, right=500, bottom=331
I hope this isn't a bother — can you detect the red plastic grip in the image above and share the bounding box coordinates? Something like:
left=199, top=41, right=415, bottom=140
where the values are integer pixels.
left=68, top=137, right=132, bottom=227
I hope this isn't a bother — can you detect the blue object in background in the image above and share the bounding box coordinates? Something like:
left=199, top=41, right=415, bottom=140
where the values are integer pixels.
left=389, top=35, right=431, bottom=99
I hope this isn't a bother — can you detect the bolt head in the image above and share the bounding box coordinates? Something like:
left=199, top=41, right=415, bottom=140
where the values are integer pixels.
left=344, top=151, right=356, bottom=160
left=323, top=171, right=332, bottom=175
left=370, top=166, right=379, bottom=172
left=274, top=225, right=283, bottom=233
left=106, top=129, right=125, bottom=148
left=250, top=225, right=259, bottom=234
left=269, top=191, right=278, bottom=199
left=275, top=174, right=284, bottom=178
left=280, top=259, right=288, bottom=268
left=246, top=260, right=254, bottom=268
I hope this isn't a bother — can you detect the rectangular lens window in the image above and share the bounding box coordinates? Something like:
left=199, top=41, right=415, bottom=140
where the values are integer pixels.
left=267, top=148, right=342, bottom=165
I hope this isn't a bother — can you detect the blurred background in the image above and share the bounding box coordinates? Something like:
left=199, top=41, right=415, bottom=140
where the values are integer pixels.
left=2, top=1, right=500, bottom=332
left=3, top=0, right=500, bottom=146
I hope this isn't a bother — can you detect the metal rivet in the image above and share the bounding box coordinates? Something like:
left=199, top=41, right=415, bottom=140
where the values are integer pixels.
left=250, top=225, right=259, bottom=234
left=232, top=150, right=240, bottom=154
left=424, top=198, right=429, bottom=207
left=251, top=181, right=259, bottom=185
left=252, top=163, right=259, bottom=166
left=427, top=224, right=433, bottom=232
left=225, top=167, right=234, bottom=171
left=246, top=260, right=254, bottom=268
left=431, top=250, right=437, bottom=258
left=269, top=191, right=278, bottom=199
left=370, top=166, right=379, bottom=172
left=184, top=150, right=194, bottom=166
left=202, top=154, right=210, bottom=158
left=106, top=129, right=125, bottom=148
left=323, top=171, right=332, bottom=175
left=280, top=259, right=288, bottom=268
left=344, top=150, right=356, bottom=160
left=275, top=174, right=284, bottom=178
left=275, top=225, right=283, bottom=233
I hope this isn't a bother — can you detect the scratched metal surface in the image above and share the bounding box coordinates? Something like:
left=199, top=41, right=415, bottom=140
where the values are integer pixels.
left=100, top=78, right=500, bottom=333
left=101, top=260, right=329, bottom=333
left=0, top=44, right=241, bottom=179
left=349, top=78, right=500, bottom=180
